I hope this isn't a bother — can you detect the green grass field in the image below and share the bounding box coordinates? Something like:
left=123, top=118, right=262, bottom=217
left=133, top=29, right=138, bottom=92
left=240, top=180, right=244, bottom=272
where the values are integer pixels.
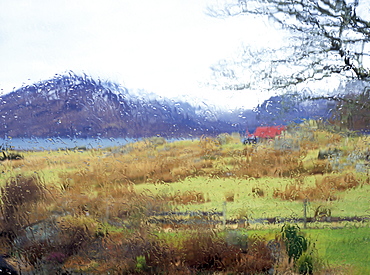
left=307, top=227, right=370, bottom=274
left=247, top=226, right=370, bottom=274
left=134, top=176, right=370, bottom=219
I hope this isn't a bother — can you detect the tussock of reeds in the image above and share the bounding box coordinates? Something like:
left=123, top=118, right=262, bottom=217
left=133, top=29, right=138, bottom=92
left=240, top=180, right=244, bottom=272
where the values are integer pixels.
left=0, top=174, right=48, bottom=235
left=232, top=147, right=308, bottom=178
left=273, top=173, right=362, bottom=201
left=165, top=190, right=207, bottom=205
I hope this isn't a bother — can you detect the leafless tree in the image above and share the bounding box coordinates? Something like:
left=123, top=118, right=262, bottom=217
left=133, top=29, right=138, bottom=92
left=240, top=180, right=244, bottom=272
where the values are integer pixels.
left=207, top=0, right=370, bottom=91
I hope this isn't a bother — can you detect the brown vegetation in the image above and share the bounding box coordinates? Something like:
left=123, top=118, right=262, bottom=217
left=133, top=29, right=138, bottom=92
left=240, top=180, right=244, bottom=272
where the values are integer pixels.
left=0, top=174, right=49, bottom=238
left=0, top=166, right=286, bottom=274
left=165, top=190, right=207, bottom=205
left=273, top=173, right=363, bottom=201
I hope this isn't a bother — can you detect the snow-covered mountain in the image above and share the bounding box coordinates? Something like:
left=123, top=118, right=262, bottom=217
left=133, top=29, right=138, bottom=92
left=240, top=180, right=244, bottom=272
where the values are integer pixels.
left=0, top=73, right=245, bottom=138
left=0, top=72, right=339, bottom=139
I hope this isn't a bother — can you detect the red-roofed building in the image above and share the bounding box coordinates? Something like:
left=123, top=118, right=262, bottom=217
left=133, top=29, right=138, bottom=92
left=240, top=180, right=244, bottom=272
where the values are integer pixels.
left=243, top=125, right=286, bottom=144
left=253, top=126, right=286, bottom=139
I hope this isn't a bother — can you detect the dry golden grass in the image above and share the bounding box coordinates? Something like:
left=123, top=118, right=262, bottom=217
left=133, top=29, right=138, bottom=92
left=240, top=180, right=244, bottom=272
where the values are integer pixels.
left=232, top=147, right=306, bottom=178
left=273, top=173, right=363, bottom=201
left=165, top=190, right=208, bottom=205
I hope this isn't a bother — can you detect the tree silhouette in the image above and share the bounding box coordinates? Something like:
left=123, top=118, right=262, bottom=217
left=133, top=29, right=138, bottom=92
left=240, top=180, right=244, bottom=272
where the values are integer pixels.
left=207, top=0, right=370, bottom=91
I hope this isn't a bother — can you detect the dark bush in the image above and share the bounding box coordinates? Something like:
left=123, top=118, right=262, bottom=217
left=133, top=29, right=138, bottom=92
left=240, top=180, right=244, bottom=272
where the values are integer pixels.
left=297, top=253, right=314, bottom=274
left=252, top=187, right=265, bottom=197
left=318, top=148, right=342, bottom=160
left=0, top=255, right=18, bottom=275
left=0, top=151, right=23, bottom=161
left=0, top=174, right=47, bottom=235
left=179, top=232, right=273, bottom=274
left=281, top=224, right=308, bottom=262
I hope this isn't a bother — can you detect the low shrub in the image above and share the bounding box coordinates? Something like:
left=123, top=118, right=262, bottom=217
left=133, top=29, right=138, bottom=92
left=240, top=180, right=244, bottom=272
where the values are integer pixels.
left=233, top=147, right=306, bottom=178
left=224, top=191, right=235, bottom=202
left=0, top=151, right=23, bottom=161
left=297, top=252, right=314, bottom=274
left=281, top=224, right=308, bottom=262
left=279, top=223, right=324, bottom=274
left=273, top=173, right=363, bottom=201
left=176, top=232, right=274, bottom=274
left=252, top=186, right=265, bottom=197
left=307, top=160, right=332, bottom=175
left=168, top=190, right=207, bottom=205
left=215, top=133, right=234, bottom=145
left=0, top=174, right=48, bottom=237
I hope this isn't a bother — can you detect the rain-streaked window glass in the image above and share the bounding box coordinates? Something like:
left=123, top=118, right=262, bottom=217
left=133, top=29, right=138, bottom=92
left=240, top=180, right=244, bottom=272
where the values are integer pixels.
left=0, top=0, right=369, bottom=274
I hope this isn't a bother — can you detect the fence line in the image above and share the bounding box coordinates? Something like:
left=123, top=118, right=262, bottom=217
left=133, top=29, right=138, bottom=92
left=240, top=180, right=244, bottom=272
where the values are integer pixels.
left=147, top=199, right=369, bottom=228
left=147, top=211, right=369, bottom=227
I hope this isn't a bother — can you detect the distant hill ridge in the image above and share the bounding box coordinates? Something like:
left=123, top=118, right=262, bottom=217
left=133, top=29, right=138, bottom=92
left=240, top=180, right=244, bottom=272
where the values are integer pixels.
left=0, top=73, right=335, bottom=139
left=0, top=73, right=243, bottom=138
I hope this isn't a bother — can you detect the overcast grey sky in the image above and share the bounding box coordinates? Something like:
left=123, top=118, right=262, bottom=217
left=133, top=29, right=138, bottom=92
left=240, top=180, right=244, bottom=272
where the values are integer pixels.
left=0, top=0, right=281, bottom=109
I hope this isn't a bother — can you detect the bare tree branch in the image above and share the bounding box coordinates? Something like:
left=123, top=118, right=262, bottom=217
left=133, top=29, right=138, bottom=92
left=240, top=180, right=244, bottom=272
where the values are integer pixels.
left=208, top=0, right=370, bottom=91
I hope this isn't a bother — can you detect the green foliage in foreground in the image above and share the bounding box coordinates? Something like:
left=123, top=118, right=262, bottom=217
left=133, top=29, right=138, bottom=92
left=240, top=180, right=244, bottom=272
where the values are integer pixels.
left=281, top=224, right=308, bottom=262
left=249, top=225, right=370, bottom=274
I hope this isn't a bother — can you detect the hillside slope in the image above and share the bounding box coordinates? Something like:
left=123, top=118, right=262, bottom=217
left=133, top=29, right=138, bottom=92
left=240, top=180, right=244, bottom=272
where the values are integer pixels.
left=0, top=73, right=242, bottom=138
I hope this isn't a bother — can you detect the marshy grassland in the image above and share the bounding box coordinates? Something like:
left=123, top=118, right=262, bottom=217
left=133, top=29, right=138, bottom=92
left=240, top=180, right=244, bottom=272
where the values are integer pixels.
left=0, top=123, right=369, bottom=274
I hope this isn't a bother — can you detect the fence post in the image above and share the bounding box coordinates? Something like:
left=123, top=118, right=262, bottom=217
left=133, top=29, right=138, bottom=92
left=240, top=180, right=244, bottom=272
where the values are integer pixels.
left=303, top=199, right=308, bottom=229
left=223, top=201, right=227, bottom=230
left=105, top=199, right=109, bottom=223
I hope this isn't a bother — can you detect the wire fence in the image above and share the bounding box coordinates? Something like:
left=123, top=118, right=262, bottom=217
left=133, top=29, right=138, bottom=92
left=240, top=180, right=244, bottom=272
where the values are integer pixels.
left=147, top=201, right=369, bottom=229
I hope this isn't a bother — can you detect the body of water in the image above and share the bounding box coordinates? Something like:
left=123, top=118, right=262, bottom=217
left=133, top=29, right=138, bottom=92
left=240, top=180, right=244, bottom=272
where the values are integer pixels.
left=0, top=137, right=139, bottom=151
